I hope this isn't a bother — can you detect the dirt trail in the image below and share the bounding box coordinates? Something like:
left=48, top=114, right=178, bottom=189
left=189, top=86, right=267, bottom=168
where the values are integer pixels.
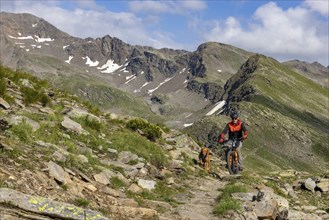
left=159, top=174, right=228, bottom=220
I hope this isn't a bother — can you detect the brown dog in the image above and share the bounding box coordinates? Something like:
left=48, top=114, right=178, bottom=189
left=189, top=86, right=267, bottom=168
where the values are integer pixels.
left=199, top=147, right=211, bottom=172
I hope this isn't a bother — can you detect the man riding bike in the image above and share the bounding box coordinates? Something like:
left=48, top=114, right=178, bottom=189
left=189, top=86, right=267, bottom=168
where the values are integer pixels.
left=219, top=111, right=248, bottom=171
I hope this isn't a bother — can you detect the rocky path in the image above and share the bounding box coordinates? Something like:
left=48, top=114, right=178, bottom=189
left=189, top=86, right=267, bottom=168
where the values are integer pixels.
left=159, top=174, right=228, bottom=220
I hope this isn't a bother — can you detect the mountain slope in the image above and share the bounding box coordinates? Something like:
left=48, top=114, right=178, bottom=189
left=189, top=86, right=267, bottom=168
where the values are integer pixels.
left=0, top=12, right=252, bottom=127
left=186, top=54, right=329, bottom=173
left=283, top=60, right=329, bottom=88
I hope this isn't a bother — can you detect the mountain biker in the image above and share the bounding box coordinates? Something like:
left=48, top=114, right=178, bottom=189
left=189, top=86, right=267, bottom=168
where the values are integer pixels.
left=219, top=111, right=248, bottom=170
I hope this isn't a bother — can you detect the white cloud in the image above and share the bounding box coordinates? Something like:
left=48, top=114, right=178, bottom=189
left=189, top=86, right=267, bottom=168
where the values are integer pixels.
left=1, top=0, right=161, bottom=47
left=203, top=2, right=328, bottom=65
left=304, top=0, right=329, bottom=16
left=1, top=0, right=327, bottom=66
left=73, top=0, right=101, bottom=10
left=180, top=1, right=207, bottom=11
left=129, top=0, right=206, bottom=14
left=129, top=1, right=171, bottom=14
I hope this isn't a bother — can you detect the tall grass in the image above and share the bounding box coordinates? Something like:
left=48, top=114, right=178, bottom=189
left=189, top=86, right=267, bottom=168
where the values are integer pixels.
left=109, top=129, right=168, bottom=168
left=213, top=184, right=247, bottom=215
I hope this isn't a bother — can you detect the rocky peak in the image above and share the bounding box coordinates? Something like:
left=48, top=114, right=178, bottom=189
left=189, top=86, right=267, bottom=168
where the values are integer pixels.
left=221, top=54, right=261, bottom=105
left=283, top=59, right=329, bottom=88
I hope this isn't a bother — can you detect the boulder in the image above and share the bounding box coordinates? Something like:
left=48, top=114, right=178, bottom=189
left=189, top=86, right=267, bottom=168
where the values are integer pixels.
left=0, top=188, right=109, bottom=220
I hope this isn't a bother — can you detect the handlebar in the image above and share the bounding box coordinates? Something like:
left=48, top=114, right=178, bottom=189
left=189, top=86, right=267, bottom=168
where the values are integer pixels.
left=220, top=138, right=243, bottom=145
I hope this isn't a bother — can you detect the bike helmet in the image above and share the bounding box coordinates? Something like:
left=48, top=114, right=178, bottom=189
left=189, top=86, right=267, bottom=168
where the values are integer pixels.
left=230, top=111, right=240, bottom=120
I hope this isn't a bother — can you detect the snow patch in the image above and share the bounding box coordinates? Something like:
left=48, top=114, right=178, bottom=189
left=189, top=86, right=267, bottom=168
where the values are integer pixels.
left=32, top=23, right=37, bottom=27
left=97, top=59, right=121, bottom=73
left=141, top=82, right=151, bottom=89
left=34, top=35, right=54, bottom=42
left=205, top=101, right=226, bottom=116
left=148, top=77, right=173, bottom=94
left=8, top=35, right=34, bottom=40
left=141, top=71, right=144, bottom=75
left=179, top=68, right=186, bottom=74
left=20, top=46, right=25, bottom=48
left=65, top=56, right=73, bottom=64
left=84, top=56, right=99, bottom=67
left=9, top=35, right=53, bottom=43
left=18, top=32, right=22, bottom=36
left=185, top=113, right=192, bottom=118
left=15, top=42, right=25, bottom=45
left=63, top=45, right=70, bottom=49
left=217, top=70, right=222, bottom=72
left=120, top=68, right=129, bottom=73
left=183, top=80, right=188, bottom=84
left=184, top=123, right=193, bottom=127
left=126, top=75, right=135, bottom=80
left=124, top=76, right=137, bottom=84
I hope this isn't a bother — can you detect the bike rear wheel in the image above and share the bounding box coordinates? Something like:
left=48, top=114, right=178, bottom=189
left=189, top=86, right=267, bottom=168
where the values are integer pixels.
left=226, top=148, right=240, bottom=175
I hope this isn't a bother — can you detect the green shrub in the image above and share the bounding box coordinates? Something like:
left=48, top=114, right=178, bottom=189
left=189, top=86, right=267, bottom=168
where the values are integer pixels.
left=127, top=118, right=162, bottom=141
left=82, top=100, right=101, bottom=116
left=82, top=116, right=104, bottom=132
left=40, top=94, right=51, bottom=106
left=109, top=130, right=168, bottom=168
left=6, top=120, right=33, bottom=143
left=110, top=176, right=125, bottom=189
left=74, top=197, right=90, bottom=207
left=213, top=199, right=240, bottom=215
left=20, top=87, right=50, bottom=106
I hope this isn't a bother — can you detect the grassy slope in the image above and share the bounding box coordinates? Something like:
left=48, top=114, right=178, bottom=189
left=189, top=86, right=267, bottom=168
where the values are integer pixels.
left=15, top=52, right=164, bottom=124
left=236, top=57, right=329, bottom=173
left=193, top=42, right=253, bottom=86
left=54, top=75, right=164, bottom=123
left=186, top=56, right=329, bottom=173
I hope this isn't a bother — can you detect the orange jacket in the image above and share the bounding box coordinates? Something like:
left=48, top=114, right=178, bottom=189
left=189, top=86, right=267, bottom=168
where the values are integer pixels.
left=220, top=120, right=248, bottom=141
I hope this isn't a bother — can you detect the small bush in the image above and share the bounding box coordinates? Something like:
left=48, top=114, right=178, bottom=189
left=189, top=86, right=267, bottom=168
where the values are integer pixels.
left=74, top=197, right=90, bottom=207
left=6, top=120, right=33, bottom=143
left=110, top=176, right=125, bottom=189
left=109, top=130, right=168, bottom=168
left=20, top=87, right=50, bottom=106
left=82, top=100, right=101, bottom=116
left=40, top=94, right=51, bottom=106
left=127, top=118, right=162, bottom=141
left=83, top=116, right=104, bottom=132
left=213, top=199, right=240, bottom=215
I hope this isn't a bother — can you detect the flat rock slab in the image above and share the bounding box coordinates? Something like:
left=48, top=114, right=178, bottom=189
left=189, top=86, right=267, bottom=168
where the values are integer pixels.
left=0, top=188, right=109, bottom=220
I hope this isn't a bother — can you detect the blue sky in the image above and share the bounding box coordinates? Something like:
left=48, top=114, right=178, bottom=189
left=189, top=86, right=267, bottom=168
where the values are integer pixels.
left=1, top=0, right=328, bottom=66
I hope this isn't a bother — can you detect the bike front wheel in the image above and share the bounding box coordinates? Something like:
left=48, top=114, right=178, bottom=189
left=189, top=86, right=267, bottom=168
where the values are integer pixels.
left=226, top=148, right=240, bottom=175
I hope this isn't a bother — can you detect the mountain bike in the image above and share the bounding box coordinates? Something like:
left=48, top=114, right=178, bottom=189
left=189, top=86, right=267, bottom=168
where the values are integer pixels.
left=221, top=139, right=241, bottom=175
